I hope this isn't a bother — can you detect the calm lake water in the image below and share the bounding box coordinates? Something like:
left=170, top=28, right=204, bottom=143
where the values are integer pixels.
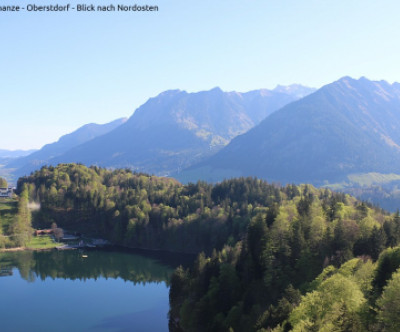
left=0, top=248, right=193, bottom=332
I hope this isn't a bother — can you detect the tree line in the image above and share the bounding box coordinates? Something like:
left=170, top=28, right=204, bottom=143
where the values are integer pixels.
left=168, top=193, right=400, bottom=331
left=0, top=183, right=33, bottom=248
left=17, top=164, right=282, bottom=253
left=15, top=164, right=400, bottom=331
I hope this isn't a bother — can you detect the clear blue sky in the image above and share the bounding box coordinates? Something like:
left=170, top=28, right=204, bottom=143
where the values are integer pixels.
left=2, top=0, right=400, bottom=150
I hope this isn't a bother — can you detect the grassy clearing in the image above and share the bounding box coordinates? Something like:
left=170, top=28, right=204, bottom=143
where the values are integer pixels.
left=347, top=172, right=400, bottom=187
left=0, top=199, right=17, bottom=211
left=25, top=235, right=63, bottom=249
left=0, top=199, right=17, bottom=235
left=323, top=173, right=400, bottom=191
left=1, top=200, right=64, bottom=250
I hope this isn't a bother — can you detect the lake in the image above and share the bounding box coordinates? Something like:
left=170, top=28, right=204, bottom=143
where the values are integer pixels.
left=0, top=247, right=193, bottom=332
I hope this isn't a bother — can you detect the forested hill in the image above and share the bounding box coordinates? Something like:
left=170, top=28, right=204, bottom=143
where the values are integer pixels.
left=15, top=164, right=400, bottom=331
left=17, top=164, right=283, bottom=253
left=170, top=245, right=400, bottom=331
left=18, top=164, right=394, bottom=256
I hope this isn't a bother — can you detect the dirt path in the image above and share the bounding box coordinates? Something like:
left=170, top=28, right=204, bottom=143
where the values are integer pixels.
left=0, top=247, right=25, bottom=252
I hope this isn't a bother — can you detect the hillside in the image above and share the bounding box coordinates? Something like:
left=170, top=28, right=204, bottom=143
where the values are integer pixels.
left=9, top=118, right=127, bottom=178
left=0, top=150, right=37, bottom=177
left=179, top=77, right=400, bottom=185
left=0, top=149, right=36, bottom=159
left=14, top=163, right=400, bottom=331
left=47, top=86, right=314, bottom=176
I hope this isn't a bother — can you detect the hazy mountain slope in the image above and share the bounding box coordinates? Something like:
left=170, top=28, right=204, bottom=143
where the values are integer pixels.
left=179, top=77, right=400, bottom=185
left=49, top=86, right=314, bottom=175
left=0, top=149, right=37, bottom=158
left=273, top=83, right=318, bottom=99
left=0, top=149, right=37, bottom=172
left=10, top=118, right=127, bottom=175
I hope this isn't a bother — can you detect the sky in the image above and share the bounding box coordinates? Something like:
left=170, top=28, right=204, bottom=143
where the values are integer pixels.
left=2, top=0, right=400, bottom=150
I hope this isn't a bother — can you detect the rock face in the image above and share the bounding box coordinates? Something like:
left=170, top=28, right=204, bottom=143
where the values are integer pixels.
left=40, top=86, right=313, bottom=176
left=180, top=77, right=400, bottom=185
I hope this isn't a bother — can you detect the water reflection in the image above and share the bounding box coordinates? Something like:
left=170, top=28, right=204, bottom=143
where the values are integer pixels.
left=0, top=247, right=193, bottom=284
left=0, top=247, right=193, bottom=332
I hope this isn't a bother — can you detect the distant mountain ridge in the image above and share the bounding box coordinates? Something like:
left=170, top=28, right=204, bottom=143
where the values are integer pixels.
left=45, top=85, right=314, bottom=175
left=273, top=83, right=318, bottom=99
left=0, top=149, right=37, bottom=158
left=9, top=118, right=127, bottom=177
left=178, top=77, right=400, bottom=185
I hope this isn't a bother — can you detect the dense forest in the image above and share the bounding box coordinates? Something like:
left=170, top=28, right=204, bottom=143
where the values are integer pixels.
left=17, top=164, right=284, bottom=253
left=168, top=191, right=400, bottom=330
left=169, top=244, right=400, bottom=331
left=13, top=164, right=400, bottom=331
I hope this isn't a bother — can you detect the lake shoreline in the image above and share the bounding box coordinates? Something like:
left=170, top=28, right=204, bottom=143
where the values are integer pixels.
left=0, top=247, right=176, bottom=331
left=0, top=246, right=58, bottom=252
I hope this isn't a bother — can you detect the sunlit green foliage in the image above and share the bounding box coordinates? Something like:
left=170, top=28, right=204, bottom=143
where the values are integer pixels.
left=0, top=176, right=7, bottom=188
left=165, top=183, right=400, bottom=331
left=18, top=164, right=283, bottom=253
left=25, top=235, right=61, bottom=249
left=15, top=164, right=400, bottom=331
left=377, top=268, right=400, bottom=331
left=11, top=184, right=33, bottom=246
left=0, top=185, right=32, bottom=248
left=289, top=259, right=372, bottom=331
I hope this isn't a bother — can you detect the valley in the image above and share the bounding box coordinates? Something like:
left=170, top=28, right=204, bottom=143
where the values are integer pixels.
left=2, top=164, right=400, bottom=331
left=4, top=2, right=400, bottom=331
left=3, top=77, right=400, bottom=331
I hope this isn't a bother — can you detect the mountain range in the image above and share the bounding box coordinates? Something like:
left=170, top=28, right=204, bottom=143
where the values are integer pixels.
left=179, top=77, right=400, bottom=186
left=8, top=118, right=127, bottom=178
left=8, top=76, right=400, bottom=208
left=10, top=85, right=313, bottom=178
left=0, top=149, right=37, bottom=159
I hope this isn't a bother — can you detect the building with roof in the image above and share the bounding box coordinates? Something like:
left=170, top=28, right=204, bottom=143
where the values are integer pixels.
left=0, top=187, right=13, bottom=198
